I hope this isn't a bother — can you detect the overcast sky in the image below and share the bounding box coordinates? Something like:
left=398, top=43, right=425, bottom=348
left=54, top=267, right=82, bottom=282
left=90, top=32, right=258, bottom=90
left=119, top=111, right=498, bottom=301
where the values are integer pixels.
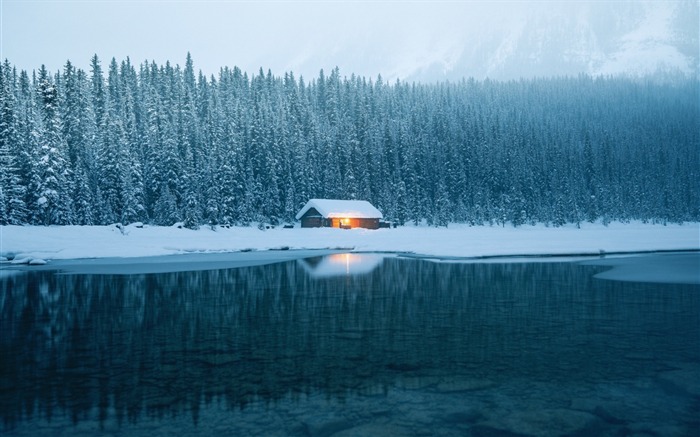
left=2, top=0, right=697, bottom=82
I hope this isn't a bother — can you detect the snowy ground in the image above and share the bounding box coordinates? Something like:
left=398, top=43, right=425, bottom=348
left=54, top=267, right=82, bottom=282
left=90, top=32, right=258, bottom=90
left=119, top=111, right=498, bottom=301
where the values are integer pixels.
left=1, top=221, right=698, bottom=263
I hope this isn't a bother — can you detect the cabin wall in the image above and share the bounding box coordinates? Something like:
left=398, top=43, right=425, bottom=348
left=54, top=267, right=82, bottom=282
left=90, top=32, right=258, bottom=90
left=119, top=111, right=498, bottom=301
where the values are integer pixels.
left=301, top=217, right=323, bottom=228
left=300, top=208, right=324, bottom=228
left=358, top=218, right=380, bottom=230
left=299, top=207, right=380, bottom=229
left=330, top=218, right=379, bottom=230
left=301, top=217, right=379, bottom=229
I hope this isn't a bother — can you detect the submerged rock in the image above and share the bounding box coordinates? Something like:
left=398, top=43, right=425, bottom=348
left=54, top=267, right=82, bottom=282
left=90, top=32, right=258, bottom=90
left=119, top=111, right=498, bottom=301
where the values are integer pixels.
left=301, top=415, right=353, bottom=437
left=485, top=409, right=598, bottom=437
left=658, top=365, right=700, bottom=396
left=332, top=422, right=413, bottom=437
left=395, top=375, right=442, bottom=390
left=434, top=377, right=495, bottom=393
left=443, top=410, right=484, bottom=424
left=627, top=421, right=691, bottom=437
left=592, top=406, right=626, bottom=425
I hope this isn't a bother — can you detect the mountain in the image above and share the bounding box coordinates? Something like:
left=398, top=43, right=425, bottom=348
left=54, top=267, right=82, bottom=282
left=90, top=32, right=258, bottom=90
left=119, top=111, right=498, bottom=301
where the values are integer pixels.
left=398, top=1, right=698, bottom=82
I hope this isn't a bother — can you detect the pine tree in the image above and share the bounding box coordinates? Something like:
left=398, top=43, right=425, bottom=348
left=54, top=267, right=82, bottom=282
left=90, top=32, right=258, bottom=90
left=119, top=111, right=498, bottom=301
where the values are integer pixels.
left=203, top=171, right=221, bottom=227
left=433, top=179, right=451, bottom=227
left=0, top=57, right=697, bottom=228
left=72, top=156, right=95, bottom=225
left=34, top=66, right=72, bottom=225
left=154, top=185, right=179, bottom=226
left=0, top=61, right=27, bottom=223
left=182, top=175, right=201, bottom=230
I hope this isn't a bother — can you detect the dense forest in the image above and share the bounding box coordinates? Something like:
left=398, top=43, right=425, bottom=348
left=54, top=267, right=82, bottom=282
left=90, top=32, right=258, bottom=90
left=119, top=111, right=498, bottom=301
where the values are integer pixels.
left=0, top=54, right=697, bottom=228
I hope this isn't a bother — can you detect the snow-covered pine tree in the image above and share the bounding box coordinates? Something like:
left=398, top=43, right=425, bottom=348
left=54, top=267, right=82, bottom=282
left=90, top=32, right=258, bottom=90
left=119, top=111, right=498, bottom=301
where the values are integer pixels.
left=154, top=185, right=179, bottom=226
left=203, top=171, right=221, bottom=227
left=34, top=65, right=73, bottom=225
left=433, top=179, right=451, bottom=227
left=120, top=58, right=147, bottom=223
left=0, top=61, right=27, bottom=224
left=0, top=57, right=698, bottom=227
left=72, top=155, right=95, bottom=225
left=181, top=173, right=201, bottom=230
left=97, top=111, right=125, bottom=222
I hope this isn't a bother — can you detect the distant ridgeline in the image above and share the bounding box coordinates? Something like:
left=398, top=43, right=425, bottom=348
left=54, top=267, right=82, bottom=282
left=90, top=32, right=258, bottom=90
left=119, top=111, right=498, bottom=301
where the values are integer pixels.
left=0, top=55, right=698, bottom=228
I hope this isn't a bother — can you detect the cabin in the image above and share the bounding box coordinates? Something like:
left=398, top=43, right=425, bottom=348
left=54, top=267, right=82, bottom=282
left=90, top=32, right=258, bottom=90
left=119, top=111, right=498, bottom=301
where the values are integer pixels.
left=295, top=199, right=383, bottom=230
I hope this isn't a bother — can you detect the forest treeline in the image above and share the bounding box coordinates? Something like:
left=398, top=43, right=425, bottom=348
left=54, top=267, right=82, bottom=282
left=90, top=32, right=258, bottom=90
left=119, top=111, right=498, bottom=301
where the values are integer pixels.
left=0, top=54, right=698, bottom=228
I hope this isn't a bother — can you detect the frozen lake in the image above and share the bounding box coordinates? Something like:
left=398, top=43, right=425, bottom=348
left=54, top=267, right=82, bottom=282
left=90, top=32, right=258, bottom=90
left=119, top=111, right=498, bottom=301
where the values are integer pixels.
left=1, top=253, right=698, bottom=436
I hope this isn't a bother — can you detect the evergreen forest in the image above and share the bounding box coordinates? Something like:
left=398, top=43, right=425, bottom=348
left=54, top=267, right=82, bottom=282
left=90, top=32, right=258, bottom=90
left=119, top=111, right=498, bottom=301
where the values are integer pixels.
left=0, top=54, right=697, bottom=228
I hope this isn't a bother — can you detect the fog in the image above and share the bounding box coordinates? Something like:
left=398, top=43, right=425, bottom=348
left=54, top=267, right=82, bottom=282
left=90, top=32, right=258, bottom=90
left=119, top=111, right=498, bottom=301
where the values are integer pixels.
left=2, top=1, right=697, bottom=82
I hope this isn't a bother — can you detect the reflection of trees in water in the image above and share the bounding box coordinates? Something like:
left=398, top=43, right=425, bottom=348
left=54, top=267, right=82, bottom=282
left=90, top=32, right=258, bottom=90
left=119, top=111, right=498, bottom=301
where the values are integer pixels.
left=1, top=259, right=698, bottom=428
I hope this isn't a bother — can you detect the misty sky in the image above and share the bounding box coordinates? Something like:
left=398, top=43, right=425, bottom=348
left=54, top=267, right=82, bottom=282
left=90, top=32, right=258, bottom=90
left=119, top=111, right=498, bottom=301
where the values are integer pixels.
left=2, top=0, right=697, bottom=82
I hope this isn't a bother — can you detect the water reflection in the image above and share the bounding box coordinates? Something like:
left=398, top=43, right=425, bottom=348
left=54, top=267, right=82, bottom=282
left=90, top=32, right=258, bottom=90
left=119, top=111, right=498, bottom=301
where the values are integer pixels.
left=1, top=255, right=698, bottom=436
left=298, top=253, right=386, bottom=277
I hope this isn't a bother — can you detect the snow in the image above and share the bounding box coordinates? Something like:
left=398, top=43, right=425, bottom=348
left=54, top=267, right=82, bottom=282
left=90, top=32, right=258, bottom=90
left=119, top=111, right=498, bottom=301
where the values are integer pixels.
left=295, top=199, right=383, bottom=220
left=582, top=253, right=700, bottom=285
left=1, top=222, right=698, bottom=281
left=10, top=257, right=33, bottom=264
left=1, top=222, right=697, bottom=263
left=23, top=251, right=343, bottom=275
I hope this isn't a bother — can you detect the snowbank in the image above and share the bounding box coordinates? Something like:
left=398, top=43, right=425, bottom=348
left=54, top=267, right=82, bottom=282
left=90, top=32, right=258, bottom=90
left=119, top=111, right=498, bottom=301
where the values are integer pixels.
left=1, top=221, right=698, bottom=262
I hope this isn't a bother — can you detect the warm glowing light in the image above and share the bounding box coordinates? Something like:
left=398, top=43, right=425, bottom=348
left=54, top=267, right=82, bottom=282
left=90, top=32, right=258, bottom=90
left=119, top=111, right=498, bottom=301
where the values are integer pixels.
left=302, top=253, right=386, bottom=278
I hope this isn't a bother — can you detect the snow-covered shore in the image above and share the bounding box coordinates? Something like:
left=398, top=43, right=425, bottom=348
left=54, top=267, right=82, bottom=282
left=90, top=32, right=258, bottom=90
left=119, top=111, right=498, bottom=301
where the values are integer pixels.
left=1, top=221, right=698, bottom=263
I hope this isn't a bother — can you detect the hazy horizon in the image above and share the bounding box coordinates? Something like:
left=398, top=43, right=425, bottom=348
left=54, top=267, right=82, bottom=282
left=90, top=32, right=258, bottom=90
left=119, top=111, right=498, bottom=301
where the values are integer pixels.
left=2, top=0, right=698, bottom=82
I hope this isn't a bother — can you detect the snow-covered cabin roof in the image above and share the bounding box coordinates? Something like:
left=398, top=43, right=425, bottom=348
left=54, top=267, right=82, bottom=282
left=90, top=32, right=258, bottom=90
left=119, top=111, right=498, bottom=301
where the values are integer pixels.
left=295, top=199, right=383, bottom=220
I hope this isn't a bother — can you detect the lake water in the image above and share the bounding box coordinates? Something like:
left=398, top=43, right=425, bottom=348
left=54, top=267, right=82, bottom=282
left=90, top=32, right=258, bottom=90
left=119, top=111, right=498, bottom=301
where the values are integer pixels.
left=1, top=253, right=699, bottom=437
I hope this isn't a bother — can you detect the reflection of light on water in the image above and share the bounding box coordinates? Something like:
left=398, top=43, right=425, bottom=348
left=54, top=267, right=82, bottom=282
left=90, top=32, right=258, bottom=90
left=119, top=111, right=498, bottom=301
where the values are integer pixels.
left=299, top=253, right=387, bottom=278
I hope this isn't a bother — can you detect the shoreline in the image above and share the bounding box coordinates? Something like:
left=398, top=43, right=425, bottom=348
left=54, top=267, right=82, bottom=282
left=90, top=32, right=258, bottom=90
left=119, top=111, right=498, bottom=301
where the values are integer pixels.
left=398, top=247, right=700, bottom=261
left=0, top=249, right=346, bottom=275
left=2, top=248, right=699, bottom=280
left=1, top=222, right=698, bottom=273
